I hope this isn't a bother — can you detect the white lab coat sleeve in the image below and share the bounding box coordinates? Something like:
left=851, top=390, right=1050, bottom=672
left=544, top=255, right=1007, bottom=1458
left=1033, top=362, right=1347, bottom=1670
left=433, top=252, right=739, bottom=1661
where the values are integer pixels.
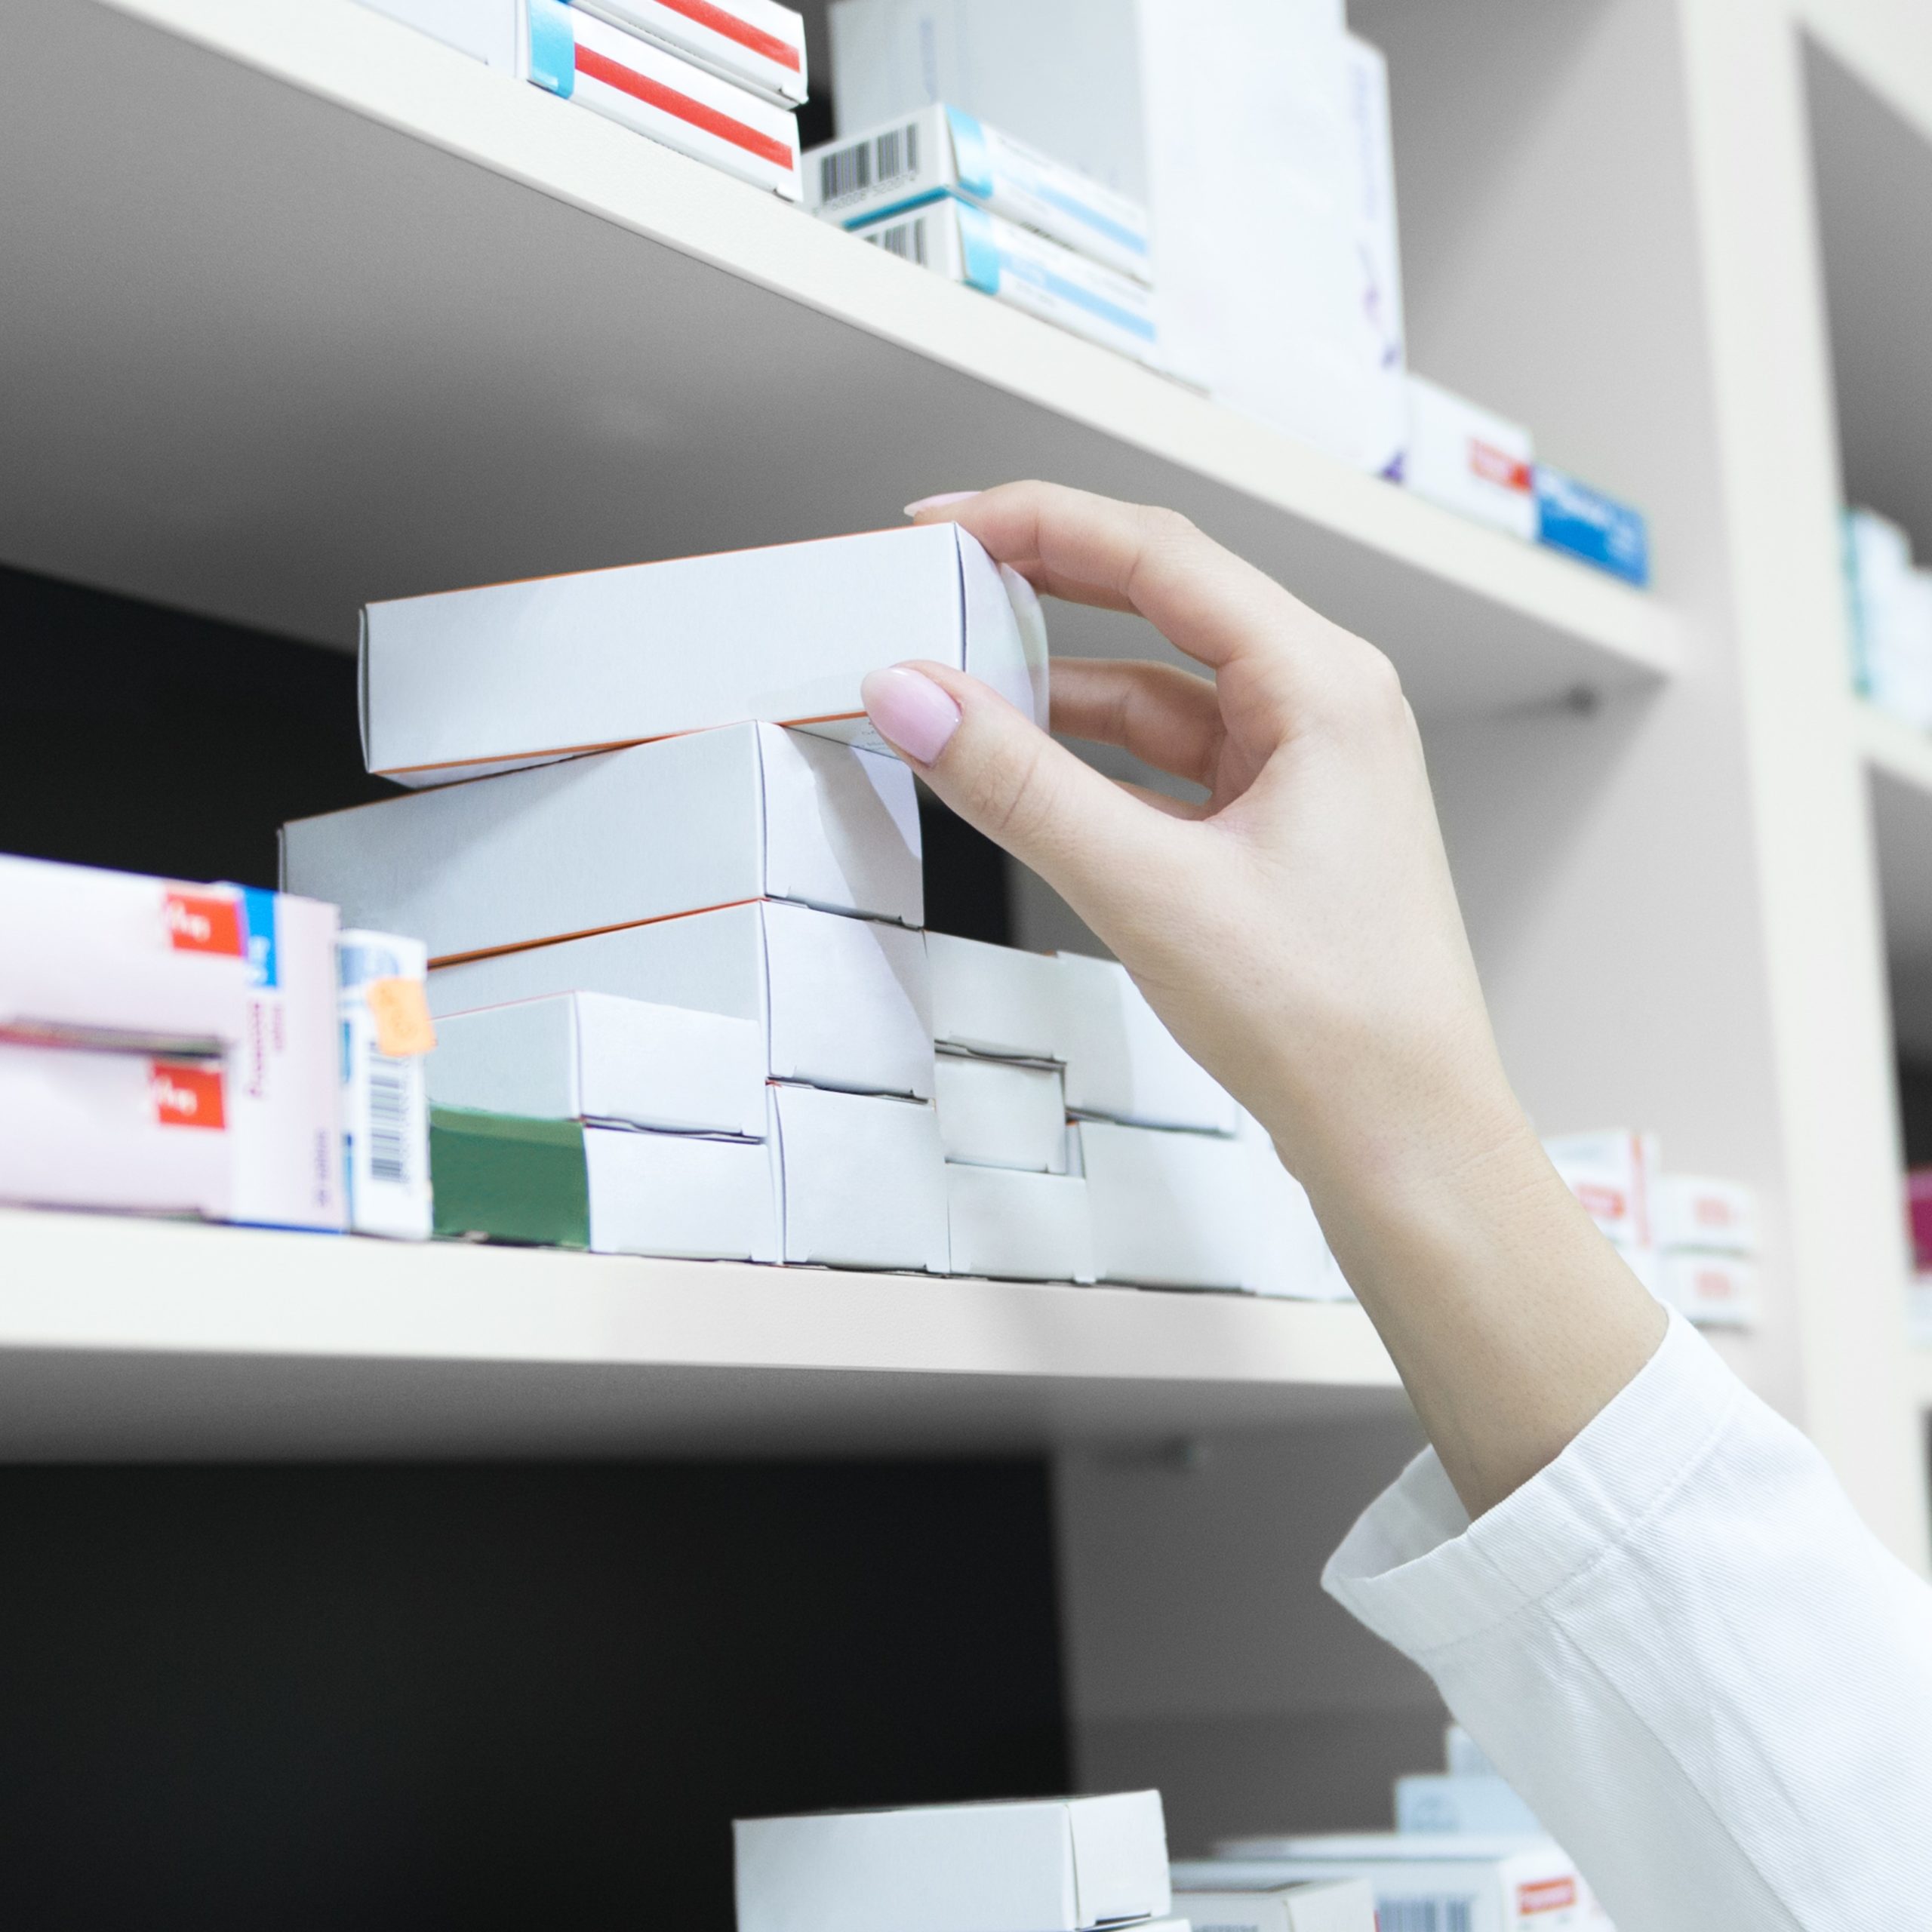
left=1322, top=1310, right=1932, bottom=1930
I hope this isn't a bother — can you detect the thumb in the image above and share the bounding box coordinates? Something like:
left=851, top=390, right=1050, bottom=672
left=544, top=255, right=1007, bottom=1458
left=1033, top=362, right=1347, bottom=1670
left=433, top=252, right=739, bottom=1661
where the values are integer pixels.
left=860, top=661, right=1161, bottom=922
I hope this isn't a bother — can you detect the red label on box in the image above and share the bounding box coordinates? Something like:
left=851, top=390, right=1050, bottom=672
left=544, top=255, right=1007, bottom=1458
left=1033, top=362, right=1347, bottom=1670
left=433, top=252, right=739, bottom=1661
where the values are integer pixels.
left=1571, top=1181, right=1627, bottom=1222
left=1692, top=1266, right=1737, bottom=1300
left=1469, top=438, right=1532, bottom=494
left=151, top=1061, right=226, bottom=1131
left=163, top=891, right=244, bottom=958
left=1518, top=1876, right=1579, bottom=1915
left=1694, top=1197, right=1735, bottom=1228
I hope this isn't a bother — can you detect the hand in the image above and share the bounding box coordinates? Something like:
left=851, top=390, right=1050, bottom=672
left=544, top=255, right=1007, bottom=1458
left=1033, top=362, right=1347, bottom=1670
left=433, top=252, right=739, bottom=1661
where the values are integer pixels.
left=862, top=481, right=1664, bottom=1515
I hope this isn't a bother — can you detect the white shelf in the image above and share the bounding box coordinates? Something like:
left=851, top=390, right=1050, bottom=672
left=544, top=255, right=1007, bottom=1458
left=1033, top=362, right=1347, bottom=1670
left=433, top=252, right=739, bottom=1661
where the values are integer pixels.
left=1854, top=701, right=1932, bottom=1056
left=0, top=0, right=1678, bottom=722
left=0, top=1208, right=1401, bottom=1460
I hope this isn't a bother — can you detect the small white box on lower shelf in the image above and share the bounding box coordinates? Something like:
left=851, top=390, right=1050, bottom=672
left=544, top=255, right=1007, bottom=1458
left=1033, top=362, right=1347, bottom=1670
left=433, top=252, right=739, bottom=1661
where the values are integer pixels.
left=1660, top=1251, right=1758, bottom=1327
left=735, top=1789, right=1171, bottom=1932
left=1172, top=1877, right=1377, bottom=1932
left=585, top=1123, right=780, bottom=1260
left=429, top=900, right=934, bottom=1101
left=774, top=1085, right=948, bottom=1272
left=934, top=1053, right=1069, bottom=1173
left=927, top=931, right=1066, bottom=1063
left=1404, top=375, right=1536, bottom=540
left=1187, top=1836, right=1589, bottom=1932
left=429, top=991, right=765, bottom=1137
left=947, top=1165, right=1094, bottom=1283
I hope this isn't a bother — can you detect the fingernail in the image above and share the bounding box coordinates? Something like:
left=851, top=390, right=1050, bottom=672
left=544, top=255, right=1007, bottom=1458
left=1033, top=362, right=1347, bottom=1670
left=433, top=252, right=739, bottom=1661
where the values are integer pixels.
left=903, top=491, right=981, bottom=518
left=862, top=665, right=962, bottom=765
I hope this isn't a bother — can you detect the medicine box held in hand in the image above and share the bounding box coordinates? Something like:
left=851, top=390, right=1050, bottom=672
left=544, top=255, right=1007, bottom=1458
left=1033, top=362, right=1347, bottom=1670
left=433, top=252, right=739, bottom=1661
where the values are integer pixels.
left=429, top=992, right=766, bottom=1137
left=358, top=523, right=1045, bottom=786
left=429, top=900, right=934, bottom=1101
left=809, top=104, right=1152, bottom=281
left=854, top=195, right=1161, bottom=368
left=283, top=724, right=922, bottom=964
left=734, top=1789, right=1171, bottom=1932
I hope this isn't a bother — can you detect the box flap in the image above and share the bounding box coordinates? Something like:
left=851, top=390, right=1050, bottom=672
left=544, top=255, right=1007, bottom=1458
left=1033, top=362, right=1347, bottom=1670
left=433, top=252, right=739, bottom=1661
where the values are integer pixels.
left=1069, top=1792, right=1171, bottom=1926
left=955, top=527, right=1048, bottom=728
left=755, top=726, right=924, bottom=927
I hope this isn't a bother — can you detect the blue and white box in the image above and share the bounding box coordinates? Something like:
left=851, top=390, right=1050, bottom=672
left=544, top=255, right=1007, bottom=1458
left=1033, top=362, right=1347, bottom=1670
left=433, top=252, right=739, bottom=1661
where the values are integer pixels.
left=808, top=104, right=1152, bottom=284
left=1534, top=465, right=1651, bottom=588
left=853, top=194, right=1160, bottom=368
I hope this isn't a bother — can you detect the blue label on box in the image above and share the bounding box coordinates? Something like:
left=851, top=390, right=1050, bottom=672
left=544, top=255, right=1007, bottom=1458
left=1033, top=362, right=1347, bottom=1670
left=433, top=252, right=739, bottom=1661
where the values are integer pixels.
left=944, top=107, right=995, bottom=202
left=528, top=0, right=577, bottom=97
left=1535, top=466, right=1649, bottom=587
left=240, top=886, right=280, bottom=990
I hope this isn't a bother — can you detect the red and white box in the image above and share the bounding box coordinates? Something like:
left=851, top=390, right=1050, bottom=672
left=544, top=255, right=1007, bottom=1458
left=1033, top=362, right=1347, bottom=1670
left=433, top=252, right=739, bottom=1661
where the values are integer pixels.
left=1654, top=1173, right=1756, bottom=1256
left=1404, top=375, right=1537, bottom=540
left=575, top=0, right=806, bottom=106
left=1544, top=1129, right=1660, bottom=1252
left=0, top=854, right=251, bottom=1054
left=1189, top=1835, right=1589, bottom=1932
left=0, top=1043, right=232, bottom=1220
left=527, top=0, right=801, bottom=198
left=1661, top=1251, right=1759, bottom=1328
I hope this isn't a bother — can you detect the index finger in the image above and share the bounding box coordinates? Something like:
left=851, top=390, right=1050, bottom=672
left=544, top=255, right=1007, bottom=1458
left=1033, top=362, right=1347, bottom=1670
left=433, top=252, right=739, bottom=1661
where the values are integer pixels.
left=925, top=479, right=1335, bottom=678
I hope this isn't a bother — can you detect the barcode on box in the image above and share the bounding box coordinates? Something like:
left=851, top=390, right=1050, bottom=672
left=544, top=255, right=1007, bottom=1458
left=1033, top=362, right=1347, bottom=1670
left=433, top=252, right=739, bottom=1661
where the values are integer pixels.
left=1380, top=1901, right=1475, bottom=1932
left=365, top=1051, right=412, bottom=1185
left=865, top=217, right=929, bottom=267
left=818, top=118, right=921, bottom=205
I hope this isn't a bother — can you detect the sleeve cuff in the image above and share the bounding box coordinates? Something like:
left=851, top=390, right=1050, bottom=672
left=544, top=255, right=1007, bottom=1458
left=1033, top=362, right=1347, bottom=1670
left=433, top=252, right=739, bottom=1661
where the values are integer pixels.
left=1322, top=1310, right=1744, bottom=1660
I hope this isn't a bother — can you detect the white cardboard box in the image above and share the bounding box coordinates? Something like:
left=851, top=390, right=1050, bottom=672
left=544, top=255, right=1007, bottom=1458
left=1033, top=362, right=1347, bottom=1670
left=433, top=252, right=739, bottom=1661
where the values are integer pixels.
left=1057, top=953, right=1237, bottom=1135
left=355, top=0, right=520, bottom=66
left=283, top=724, right=922, bottom=964
left=927, top=931, right=1065, bottom=1062
left=586, top=1120, right=780, bottom=1260
left=0, top=1043, right=232, bottom=1219
left=429, top=991, right=765, bottom=1137
left=359, top=523, right=1045, bottom=785
left=1661, top=1251, right=1759, bottom=1328
left=431, top=900, right=934, bottom=1100
left=947, top=1164, right=1094, bottom=1282
left=811, top=103, right=1152, bottom=281
left=829, top=0, right=1404, bottom=473
left=736, top=1790, right=1171, bottom=1932
left=1238, top=1109, right=1350, bottom=1301
left=1171, top=1878, right=1376, bottom=1932
left=1654, top=1174, right=1756, bottom=1255
left=0, top=854, right=251, bottom=1053
left=1078, top=1120, right=1257, bottom=1291
left=577, top=0, right=807, bottom=106
left=338, top=930, right=435, bottom=1241
left=773, top=1084, right=948, bottom=1271
left=1404, top=376, right=1537, bottom=540
left=934, top=1053, right=1069, bottom=1172
left=526, top=0, right=801, bottom=199
left=855, top=195, right=1160, bottom=367
left=1184, top=1838, right=1588, bottom=1932
left=1394, top=1774, right=1543, bottom=1838
left=230, top=888, right=346, bottom=1232
left=1544, top=1129, right=1660, bottom=1252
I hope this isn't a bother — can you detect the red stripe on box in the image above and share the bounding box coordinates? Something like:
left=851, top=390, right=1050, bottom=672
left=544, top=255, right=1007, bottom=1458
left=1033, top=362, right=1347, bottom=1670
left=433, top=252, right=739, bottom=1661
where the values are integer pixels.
left=654, top=0, right=801, bottom=72
left=576, top=45, right=794, bottom=169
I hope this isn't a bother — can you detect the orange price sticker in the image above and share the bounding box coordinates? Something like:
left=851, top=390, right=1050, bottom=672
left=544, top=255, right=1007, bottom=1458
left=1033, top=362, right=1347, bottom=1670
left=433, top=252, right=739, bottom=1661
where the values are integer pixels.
left=366, top=977, right=437, bottom=1059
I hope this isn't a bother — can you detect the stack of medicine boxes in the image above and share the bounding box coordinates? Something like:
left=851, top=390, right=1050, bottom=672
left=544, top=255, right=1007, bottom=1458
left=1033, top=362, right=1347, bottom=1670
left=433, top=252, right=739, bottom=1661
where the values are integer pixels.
left=281, top=524, right=1043, bottom=1274
left=803, top=104, right=1158, bottom=370
left=280, top=521, right=1348, bottom=1291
